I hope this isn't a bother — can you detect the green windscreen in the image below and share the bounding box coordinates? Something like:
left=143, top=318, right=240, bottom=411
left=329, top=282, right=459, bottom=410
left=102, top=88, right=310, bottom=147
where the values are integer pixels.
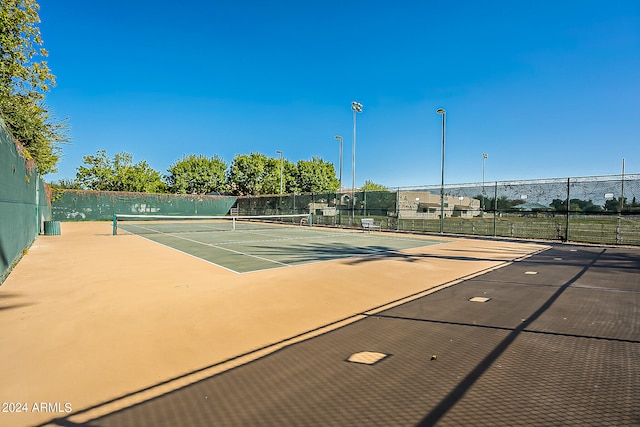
left=53, top=190, right=237, bottom=221
left=0, top=117, right=52, bottom=284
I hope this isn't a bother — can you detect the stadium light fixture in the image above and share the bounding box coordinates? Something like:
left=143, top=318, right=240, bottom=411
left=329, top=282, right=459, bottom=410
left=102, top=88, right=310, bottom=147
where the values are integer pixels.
left=275, top=150, right=283, bottom=195
left=351, top=102, right=363, bottom=222
left=436, top=108, right=446, bottom=233
left=334, top=135, right=343, bottom=191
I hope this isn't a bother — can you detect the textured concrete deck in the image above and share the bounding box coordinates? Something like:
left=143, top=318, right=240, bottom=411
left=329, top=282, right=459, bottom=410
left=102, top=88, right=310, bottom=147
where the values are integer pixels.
left=1, top=222, right=637, bottom=426
left=60, top=246, right=639, bottom=426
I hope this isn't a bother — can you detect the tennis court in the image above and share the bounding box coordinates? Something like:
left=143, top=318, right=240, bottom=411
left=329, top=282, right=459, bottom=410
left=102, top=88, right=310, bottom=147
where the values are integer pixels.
left=7, top=220, right=637, bottom=426
left=116, top=214, right=443, bottom=273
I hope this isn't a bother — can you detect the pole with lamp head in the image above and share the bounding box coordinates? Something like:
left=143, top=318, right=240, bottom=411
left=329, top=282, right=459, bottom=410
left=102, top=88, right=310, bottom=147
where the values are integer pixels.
left=275, top=150, right=283, bottom=195
left=351, top=102, right=363, bottom=223
left=436, top=108, right=446, bottom=233
left=482, top=153, right=488, bottom=211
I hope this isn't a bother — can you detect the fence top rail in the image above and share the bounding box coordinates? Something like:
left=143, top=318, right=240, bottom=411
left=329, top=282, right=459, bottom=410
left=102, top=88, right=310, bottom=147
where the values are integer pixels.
left=114, top=213, right=311, bottom=220
left=395, top=173, right=640, bottom=191
left=54, top=189, right=235, bottom=199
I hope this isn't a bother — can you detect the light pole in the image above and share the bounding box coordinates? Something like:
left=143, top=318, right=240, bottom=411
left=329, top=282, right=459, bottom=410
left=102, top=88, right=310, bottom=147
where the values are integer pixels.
left=275, top=150, right=283, bottom=195
left=334, top=135, right=343, bottom=191
left=351, top=101, right=363, bottom=223
left=436, top=108, right=446, bottom=233
left=482, top=153, right=488, bottom=211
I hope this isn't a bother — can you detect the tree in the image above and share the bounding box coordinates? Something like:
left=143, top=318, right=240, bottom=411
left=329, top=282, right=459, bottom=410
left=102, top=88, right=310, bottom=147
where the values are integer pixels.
left=604, top=197, right=627, bottom=213
left=551, top=198, right=605, bottom=213
left=228, top=153, right=272, bottom=195
left=572, top=199, right=603, bottom=213
left=295, top=157, right=339, bottom=193
left=259, top=156, right=287, bottom=194
left=76, top=150, right=165, bottom=193
left=49, top=178, right=81, bottom=190
left=165, top=154, right=228, bottom=194
left=227, top=153, right=300, bottom=195
left=280, top=160, right=298, bottom=194
left=0, top=0, right=68, bottom=174
left=362, top=180, right=388, bottom=192
left=483, top=196, right=524, bottom=211
left=549, top=198, right=566, bottom=211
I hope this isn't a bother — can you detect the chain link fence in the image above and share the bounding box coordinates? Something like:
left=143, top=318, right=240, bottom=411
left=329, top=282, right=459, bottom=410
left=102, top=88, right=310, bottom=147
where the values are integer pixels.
left=234, top=174, right=640, bottom=246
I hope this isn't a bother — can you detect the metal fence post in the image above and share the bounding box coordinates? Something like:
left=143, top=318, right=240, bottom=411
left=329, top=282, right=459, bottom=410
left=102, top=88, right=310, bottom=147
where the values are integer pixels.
left=396, top=187, right=400, bottom=231
left=493, top=182, right=497, bottom=237
left=565, top=178, right=570, bottom=242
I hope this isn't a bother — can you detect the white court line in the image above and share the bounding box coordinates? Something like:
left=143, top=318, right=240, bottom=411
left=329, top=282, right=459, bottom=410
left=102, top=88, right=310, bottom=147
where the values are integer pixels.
left=212, top=231, right=358, bottom=246
left=205, top=228, right=440, bottom=246
left=120, top=224, right=442, bottom=273
left=119, top=232, right=239, bottom=274
left=122, top=224, right=291, bottom=268
left=236, top=241, right=439, bottom=274
left=161, top=233, right=291, bottom=267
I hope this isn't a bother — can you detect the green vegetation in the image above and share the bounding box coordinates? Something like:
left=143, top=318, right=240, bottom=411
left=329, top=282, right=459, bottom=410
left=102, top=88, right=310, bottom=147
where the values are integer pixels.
left=75, top=150, right=165, bottom=193
left=228, top=152, right=286, bottom=195
left=63, top=150, right=341, bottom=196
left=604, top=196, right=640, bottom=213
left=0, top=0, right=68, bottom=174
left=166, top=154, right=228, bottom=195
left=362, top=180, right=388, bottom=192
left=550, top=198, right=603, bottom=213
left=473, top=195, right=639, bottom=214
left=294, top=157, right=339, bottom=194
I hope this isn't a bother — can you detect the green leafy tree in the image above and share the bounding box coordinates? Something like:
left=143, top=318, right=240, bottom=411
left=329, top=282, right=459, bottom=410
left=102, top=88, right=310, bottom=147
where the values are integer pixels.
left=166, top=154, right=228, bottom=194
left=280, top=160, right=298, bottom=194
left=227, top=153, right=297, bottom=195
left=0, top=0, right=68, bottom=174
left=572, top=199, right=603, bottom=213
left=483, top=196, right=524, bottom=211
left=551, top=198, right=604, bottom=213
left=475, top=194, right=491, bottom=210
left=49, top=178, right=81, bottom=189
left=362, top=180, right=388, bottom=192
left=626, top=197, right=640, bottom=213
left=549, top=198, right=566, bottom=211
left=228, top=152, right=272, bottom=195
left=76, top=150, right=164, bottom=193
left=295, top=157, right=339, bottom=193
left=257, top=157, right=298, bottom=194
left=259, top=156, right=286, bottom=194
left=604, top=197, right=627, bottom=213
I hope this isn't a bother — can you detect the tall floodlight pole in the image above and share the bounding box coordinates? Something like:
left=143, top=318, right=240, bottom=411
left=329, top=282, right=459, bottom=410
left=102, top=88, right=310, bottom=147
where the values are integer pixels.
left=334, top=135, right=343, bottom=191
left=275, top=150, right=283, bottom=195
left=351, top=101, right=363, bottom=223
left=482, top=153, right=488, bottom=211
left=436, top=108, right=446, bottom=233
left=621, top=158, right=625, bottom=212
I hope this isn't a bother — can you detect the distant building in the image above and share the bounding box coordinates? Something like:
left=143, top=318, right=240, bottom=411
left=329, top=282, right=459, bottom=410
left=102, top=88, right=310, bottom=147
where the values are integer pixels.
left=398, top=191, right=480, bottom=219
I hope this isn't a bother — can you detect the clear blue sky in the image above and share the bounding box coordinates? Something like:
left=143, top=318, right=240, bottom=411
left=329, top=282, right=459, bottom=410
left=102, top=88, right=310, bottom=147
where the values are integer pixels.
left=39, top=0, right=639, bottom=188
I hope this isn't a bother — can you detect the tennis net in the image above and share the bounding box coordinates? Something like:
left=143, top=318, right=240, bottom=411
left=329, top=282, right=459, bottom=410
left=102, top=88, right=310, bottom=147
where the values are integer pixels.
left=112, top=213, right=312, bottom=235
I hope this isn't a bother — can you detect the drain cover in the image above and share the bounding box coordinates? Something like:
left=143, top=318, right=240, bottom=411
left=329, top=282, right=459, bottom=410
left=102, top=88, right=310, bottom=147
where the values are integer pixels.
left=347, top=351, right=389, bottom=365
